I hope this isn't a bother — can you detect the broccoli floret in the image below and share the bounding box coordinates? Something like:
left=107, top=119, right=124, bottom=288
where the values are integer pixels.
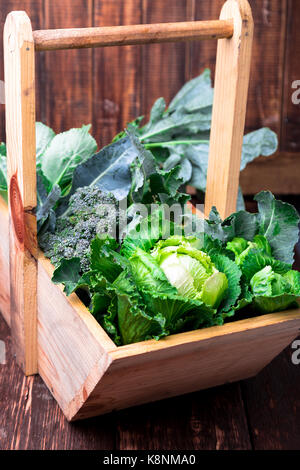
left=39, top=186, right=119, bottom=273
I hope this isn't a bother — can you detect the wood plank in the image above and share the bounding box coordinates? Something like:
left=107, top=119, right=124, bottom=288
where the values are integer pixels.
left=37, top=255, right=115, bottom=419
left=72, top=311, right=300, bottom=420
left=141, top=0, right=190, bottom=124
left=192, top=1, right=290, bottom=197
left=116, top=383, right=251, bottom=450
left=239, top=0, right=288, bottom=195
left=0, top=197, right=10, bottom=326
left=44, top=0, right=93, bottom=133
left=193, top=0, right=287, bottom=135
left=191, top=1, right=221, bottom=79
left=281, top=0, right=300, bottom=153
left=205, top=0, right=253, bottom=218
left=4, top=11, right=38, bottom=375
left=242, top=340, right=300, bottom=450
left=93, top=0, right=142, bottom=147
left=0, top=0, right=44, bottom=141
left=0, top=312, right=115, bottom=450
left=241, top=151, right=300, bottom=195
left=245, top=0, right=287, bottom=135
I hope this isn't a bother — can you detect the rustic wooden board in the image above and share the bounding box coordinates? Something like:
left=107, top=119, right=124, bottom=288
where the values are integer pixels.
left=0, top=314, right=115, bottom=450
left=141, top=0, right=190, bottom=121
left=0, top=0, right=43, bottom=138
left=37, top=254, right=116, bottom=419
left=1, top=0, right=299, bottom=194
left=0, top=197, right=10, bottom=326
left=281, top=0, right=300, bottom=153
left=1, top=308, right=299, bottom=450
left=72, top=311, right=300, bottom=420
left=4, top=11, right=38, bottom=375
left=116, top=383, right=251, bottom=450
left=242, top=339, right=300, bottom=450
left=44, top=0, right=93, bottom=133
left=93, top=0, right=142, bottom=147
left=205, top=0, right=253, bottom=218
left=241, top=151, right=300, bottom=195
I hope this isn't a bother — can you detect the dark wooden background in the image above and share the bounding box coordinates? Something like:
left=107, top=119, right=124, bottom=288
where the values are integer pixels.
left=0, top=0, right=299, bottom=194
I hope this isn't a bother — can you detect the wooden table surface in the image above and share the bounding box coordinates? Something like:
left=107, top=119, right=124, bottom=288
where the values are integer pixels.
left=0, top=198, right=300, bottom=451
left=0, top=311, right=299, bottom=451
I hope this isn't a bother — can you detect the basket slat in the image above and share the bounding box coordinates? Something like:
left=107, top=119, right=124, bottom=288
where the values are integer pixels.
left=4, top=11, right=38, bottom=375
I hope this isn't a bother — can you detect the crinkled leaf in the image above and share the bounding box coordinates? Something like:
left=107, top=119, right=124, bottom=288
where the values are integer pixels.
left=129, top=247, right=177, bottom=296
left=210, top=254, right=242, bottom=313
left=255, top=191, right=300, bottom=264
left=240, top=249, right=291, bottom=282
left=250, top=266, right=300, bottom=313
left=113, top=271, right=167, bottom=344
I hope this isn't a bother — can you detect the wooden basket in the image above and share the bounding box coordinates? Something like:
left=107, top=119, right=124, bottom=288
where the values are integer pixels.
left=2, top=0, right=300, bottom=421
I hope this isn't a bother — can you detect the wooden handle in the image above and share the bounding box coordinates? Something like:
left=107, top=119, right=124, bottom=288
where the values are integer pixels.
left=204, top=0, right=253, bottom=219
left=33, top=19, right=234, bottom=51
left=4, top=11, right=38, bottom=375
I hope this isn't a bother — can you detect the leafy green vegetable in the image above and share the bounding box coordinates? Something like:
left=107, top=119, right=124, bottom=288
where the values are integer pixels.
left=204, top=192, right=300, bottom=266
left=52, top=257, right=82, bottom=295
left=151, top=236, right=228, bottom=308
left=50, top=190, right=300, bottom=346
left=56, top=136, right=143, bottom=217
left=41, top=124, right=97, bottom=194
left=254, top=191, right=300, bottom=264
left=35, top=122, right=55, bottom=170
left=0, top=147, right=7, bottom=202
left=125, top=69, right=278, bottom=209
left=250, top=266, right=300, bottom=313
left=39, top=186, right=120, bottom=272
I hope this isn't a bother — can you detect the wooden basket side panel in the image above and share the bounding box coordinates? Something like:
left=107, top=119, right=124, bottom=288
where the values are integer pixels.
left=37, top=260, right=112, bottom=414
left=0, top=198, right=10, bottom=326
left=71, top=317, right=300, bottom=420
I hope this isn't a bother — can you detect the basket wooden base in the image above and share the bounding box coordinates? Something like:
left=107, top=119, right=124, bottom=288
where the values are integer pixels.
left=1, top=196, right=299, bottom=421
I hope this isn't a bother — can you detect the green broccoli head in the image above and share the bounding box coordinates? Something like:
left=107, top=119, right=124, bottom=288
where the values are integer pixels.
left=39, top=186, right=120, bottom=273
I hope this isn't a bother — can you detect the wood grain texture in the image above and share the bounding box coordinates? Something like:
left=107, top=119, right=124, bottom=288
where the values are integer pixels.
left=0, top=194, right=299, bottom=421
left=33, top=20, right=234, bottom=51
left=4, top=11, right=38, bottom=375
left=1, top=1, right=299, bottom=195
left=245, top=0, right=287, bottom=134
left=141, top=0, right=190, bottom=125
left=205, top=0, right=253, bottom=218
left=242, top=338, right=300, bottom=450
left=1, top=306, right=300, bottom=450
left=0, top=314, right=115, bottom=450
left=37, top=253, right=116, bottom=419
left=0, top=0, right=43, bottom=140
left=281, top=0, right=300, bottom=153
left=44, top=0, right=93, bottom=133
left=0, top=197, right=10, bottom=326
left=191, top=1, right=221, bottom=78
left=116, top=383, right=251, bottom=450
left=241, top=151, right=300, bottom=195
left=72, top=310, right=300, bottom=420
left=93, top=0, right=142, bottom=147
